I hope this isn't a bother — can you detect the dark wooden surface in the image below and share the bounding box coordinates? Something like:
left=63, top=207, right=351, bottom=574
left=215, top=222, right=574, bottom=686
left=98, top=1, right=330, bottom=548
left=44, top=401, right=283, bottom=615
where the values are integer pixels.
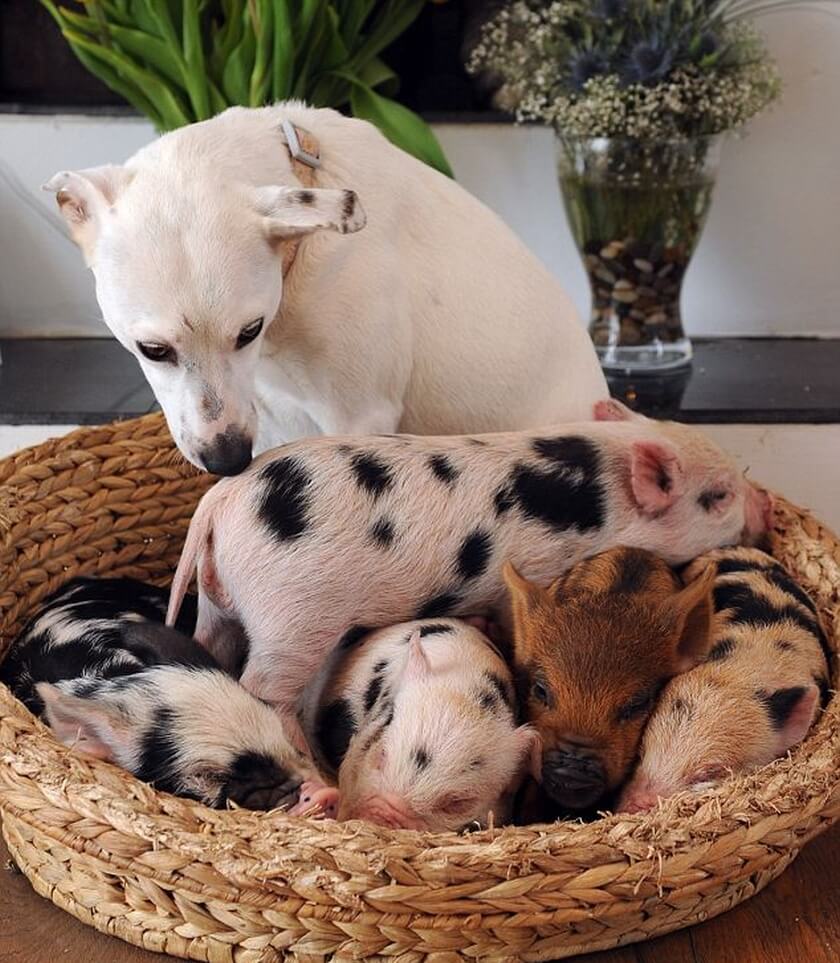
left=0, top=820, right=837, bottom=963
left=1, top=338, right=840, bottom=426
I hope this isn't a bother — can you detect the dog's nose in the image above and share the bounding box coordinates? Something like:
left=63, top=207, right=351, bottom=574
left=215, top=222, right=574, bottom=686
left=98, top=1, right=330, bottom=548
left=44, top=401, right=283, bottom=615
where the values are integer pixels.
left=199, top=429, right=253, bottom=475
left=542, top=748, right=606, bottom=810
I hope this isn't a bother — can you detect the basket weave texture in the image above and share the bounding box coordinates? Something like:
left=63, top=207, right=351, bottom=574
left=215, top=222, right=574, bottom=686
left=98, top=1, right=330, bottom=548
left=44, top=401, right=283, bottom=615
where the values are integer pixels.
left=0, top=412, right=837, bottom=963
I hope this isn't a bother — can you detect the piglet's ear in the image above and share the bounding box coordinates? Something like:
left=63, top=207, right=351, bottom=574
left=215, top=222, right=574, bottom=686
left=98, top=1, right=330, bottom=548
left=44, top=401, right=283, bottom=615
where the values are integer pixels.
left=594, top=398, right=642, bottom=422
left=768, top=684, right=820, bottom=756
left=514, top=725, right=543, bottom=782
left=43, top=165, right=132, bottom=263
left=403, top=629, right=432, bottom=683
left=36, top=682, right=133, bottom=763
left=629, top=440, right=685, bottom=516
left=502, top=562, right=552, bottom=656
left=256, top=186, right=366, bottom=243
left=670, top=565, right=716, bottom=672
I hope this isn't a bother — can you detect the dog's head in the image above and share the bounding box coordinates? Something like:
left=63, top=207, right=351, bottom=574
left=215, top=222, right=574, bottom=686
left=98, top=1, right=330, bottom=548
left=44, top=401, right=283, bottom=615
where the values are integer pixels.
left=45, top=161, right=366, bottom=474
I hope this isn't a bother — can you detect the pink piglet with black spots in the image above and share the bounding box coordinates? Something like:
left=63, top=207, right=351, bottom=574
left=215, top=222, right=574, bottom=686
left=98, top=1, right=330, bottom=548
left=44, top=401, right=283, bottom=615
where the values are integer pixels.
left=302, top=618, right=540, bottom=832
left=167, top=400, right=772, bottom=755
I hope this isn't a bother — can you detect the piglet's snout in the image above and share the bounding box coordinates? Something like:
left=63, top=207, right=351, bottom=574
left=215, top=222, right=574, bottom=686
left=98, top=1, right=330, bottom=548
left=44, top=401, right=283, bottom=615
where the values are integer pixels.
left=342, top=794, right=425, bottom=831
left=289, top=781, right=340, bottom=819
left=229, top=776, right=302, bottom=811
left=542, top=748, right=606, bottom=810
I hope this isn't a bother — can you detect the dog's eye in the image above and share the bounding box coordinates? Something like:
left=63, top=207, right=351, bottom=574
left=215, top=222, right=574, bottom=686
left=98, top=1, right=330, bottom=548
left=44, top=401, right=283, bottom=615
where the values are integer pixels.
left=531, top=679, right=551, bottom=706
left=137, top=341, right=176, bottom=364
left=236, top=317, right=264, bottom=349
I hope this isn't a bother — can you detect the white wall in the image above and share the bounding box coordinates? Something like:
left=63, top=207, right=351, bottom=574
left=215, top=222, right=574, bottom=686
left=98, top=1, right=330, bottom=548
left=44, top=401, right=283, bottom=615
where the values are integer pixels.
left=1, top=9, right=839, bottom=338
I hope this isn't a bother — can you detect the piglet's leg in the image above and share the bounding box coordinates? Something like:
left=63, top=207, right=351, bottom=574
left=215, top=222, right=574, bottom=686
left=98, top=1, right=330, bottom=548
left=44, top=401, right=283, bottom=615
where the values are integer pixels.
left=238, top=659, right=315, bottom=759
left=193, top=595, right=248, bottom=675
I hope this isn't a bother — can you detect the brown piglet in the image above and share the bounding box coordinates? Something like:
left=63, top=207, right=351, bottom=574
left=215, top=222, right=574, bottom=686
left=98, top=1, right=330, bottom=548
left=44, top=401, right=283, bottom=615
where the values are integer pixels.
left=504, top=547, right=716, bottom=814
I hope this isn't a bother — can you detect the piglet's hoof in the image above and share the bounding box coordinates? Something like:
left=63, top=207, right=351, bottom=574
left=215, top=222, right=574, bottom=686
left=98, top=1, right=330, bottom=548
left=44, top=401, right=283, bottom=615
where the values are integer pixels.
left=289, top=781, right=340, bottom=819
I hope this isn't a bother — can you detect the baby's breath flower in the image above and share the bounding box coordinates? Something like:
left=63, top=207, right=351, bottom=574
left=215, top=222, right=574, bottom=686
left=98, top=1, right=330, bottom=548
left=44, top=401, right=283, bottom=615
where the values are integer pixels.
left=466, top=1, right=781, bottom=138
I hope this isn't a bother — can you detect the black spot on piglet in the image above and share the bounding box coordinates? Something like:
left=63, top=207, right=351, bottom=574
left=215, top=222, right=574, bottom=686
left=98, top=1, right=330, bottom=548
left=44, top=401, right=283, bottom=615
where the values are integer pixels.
left=133, top=706, right=192, bottom=798
left=457, top=530, right=493, bottom=581
left=428, top=454, right=459, bottom=486
left=419, top=623, right=454, bottom=638
left=350, top=452, right=394, bottom=498
left=364, top=674, right=384, bottom=713
left=369, top=517, right=396, bottom=548
left=339, top=625, right=371, bottom=650
left=484, top=671, right=511, bottom=708
left=507, top=436, right=604, bottom=533
left=413, top=746, right=431, bottom=771
left=707, top=637, right=737, bottom=662
left=494, top=485, right=514, bottom=516
left=416, top=592, right=462, bottom=619
left=316, top=699, right=357, bottom=771
left=257, top=457, right=312, bottom=541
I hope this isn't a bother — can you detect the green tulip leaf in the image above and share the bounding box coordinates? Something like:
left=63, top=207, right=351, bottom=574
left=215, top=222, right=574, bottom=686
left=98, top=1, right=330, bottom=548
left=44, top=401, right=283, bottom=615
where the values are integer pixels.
left=349, top=80, right=453, bottom=177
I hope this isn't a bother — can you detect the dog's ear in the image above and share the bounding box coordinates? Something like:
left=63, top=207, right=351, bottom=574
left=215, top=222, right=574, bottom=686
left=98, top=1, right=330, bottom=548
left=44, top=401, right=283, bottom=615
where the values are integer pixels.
left=255, top=186, right=366, bottom=243
left=43, top=165, right=133, bottom=263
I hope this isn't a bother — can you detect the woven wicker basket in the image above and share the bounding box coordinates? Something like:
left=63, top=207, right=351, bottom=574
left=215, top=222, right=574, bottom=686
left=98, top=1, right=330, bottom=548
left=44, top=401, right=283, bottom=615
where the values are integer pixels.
left=0, top=413, right=837, bottom=963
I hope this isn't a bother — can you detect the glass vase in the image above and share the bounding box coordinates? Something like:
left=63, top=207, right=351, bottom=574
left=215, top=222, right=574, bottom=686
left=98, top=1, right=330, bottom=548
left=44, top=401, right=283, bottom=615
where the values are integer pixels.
left=557, top=135, right=722, bottom=372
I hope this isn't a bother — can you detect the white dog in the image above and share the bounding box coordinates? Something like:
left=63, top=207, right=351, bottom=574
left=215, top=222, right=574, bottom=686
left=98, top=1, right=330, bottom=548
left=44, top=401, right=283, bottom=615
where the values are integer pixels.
left=46, top=103, right=606, bottom=474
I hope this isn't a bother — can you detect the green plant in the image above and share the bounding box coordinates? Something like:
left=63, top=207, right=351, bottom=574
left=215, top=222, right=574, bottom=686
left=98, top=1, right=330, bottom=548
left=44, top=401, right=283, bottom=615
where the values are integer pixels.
left=40, top=0, right=452, bottom=176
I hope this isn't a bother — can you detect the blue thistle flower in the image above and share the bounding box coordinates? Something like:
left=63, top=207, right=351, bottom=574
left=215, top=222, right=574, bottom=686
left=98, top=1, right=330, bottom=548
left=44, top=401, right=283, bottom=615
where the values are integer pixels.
left=621, top=35, right=677, bottom=86
left=696, top=31, right=719, bottom=59
left=568, top=49, right=610, bottom=91
left=594, top=0, right=627, bottom=19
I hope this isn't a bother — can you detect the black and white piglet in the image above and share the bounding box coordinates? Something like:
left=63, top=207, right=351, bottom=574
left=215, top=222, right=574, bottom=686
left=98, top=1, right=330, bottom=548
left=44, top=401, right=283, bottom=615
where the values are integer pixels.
left=2, top=578, right=336, bottom=814
left=1, top=576, right=199, bottom=715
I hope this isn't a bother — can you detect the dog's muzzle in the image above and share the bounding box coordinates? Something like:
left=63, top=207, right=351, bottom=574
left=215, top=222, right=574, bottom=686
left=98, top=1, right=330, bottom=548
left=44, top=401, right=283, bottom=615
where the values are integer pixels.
left=199, top=427, right=253, bottom=476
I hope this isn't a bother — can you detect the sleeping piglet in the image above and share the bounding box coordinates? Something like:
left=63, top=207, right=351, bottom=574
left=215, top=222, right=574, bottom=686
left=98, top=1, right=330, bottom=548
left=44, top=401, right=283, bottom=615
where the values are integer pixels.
left=2, top=577, right=336, bottom=814
left=618, top=547, right=831, bottom=812
left=305, top=619, right=540, bottom=832
left=37, top=666, right=335, bottom=813
left=167, top=399, right=771, bottom=752
left=505, top=547, right=716, bottom=815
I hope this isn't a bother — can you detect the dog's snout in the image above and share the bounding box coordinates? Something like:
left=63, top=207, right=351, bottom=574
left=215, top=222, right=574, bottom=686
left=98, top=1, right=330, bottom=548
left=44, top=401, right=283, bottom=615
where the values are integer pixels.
left=199, top=428, right=253, bottom=476
left=542, top=748, right=606, bottom=810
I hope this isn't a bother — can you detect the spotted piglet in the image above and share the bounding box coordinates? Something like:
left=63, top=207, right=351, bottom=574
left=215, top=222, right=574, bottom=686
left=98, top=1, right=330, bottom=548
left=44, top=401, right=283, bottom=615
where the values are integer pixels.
left=618, top=548, right=831, bottom=812
left=304, top=619, right=540, bottom=832
left=505, top=547, right=717, bottom=816
left=167, top=400, right=771, bottom=753
left=2, top=578, right=336, bottom=814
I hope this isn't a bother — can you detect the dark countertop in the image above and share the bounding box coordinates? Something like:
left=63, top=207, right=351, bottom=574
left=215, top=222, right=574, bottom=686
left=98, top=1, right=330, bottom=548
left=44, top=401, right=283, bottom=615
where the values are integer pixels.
left=0, top=337, right=837, bottom=426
